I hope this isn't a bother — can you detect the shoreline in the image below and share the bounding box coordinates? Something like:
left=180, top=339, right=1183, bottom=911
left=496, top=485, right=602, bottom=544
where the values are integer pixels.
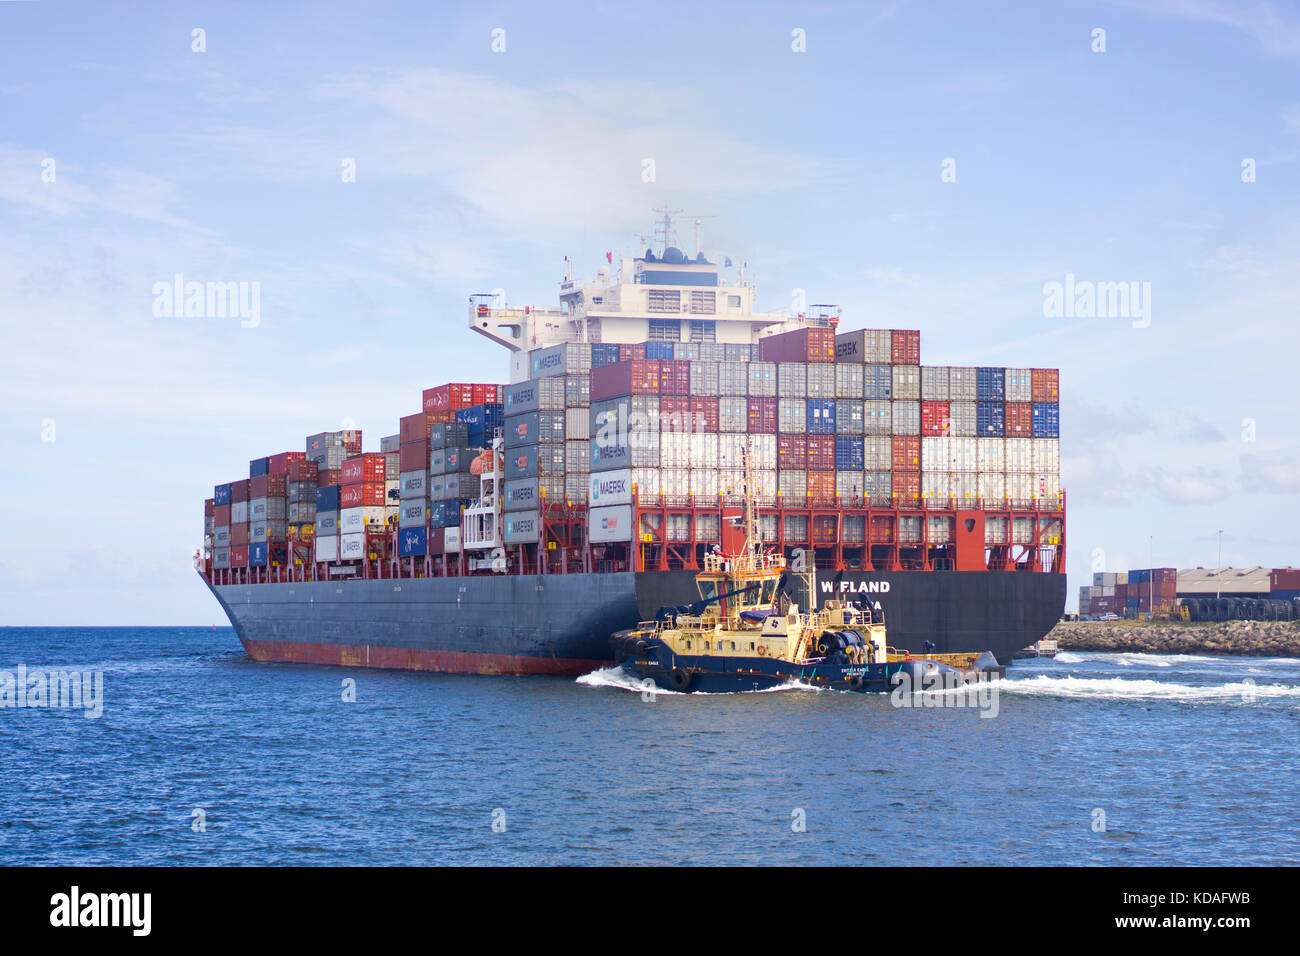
left=1046, top=620, right=1300, bottom=658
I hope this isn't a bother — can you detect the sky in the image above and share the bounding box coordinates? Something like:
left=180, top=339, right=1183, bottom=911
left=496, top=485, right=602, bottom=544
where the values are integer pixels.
left=1, top=0, right=1297, bottom=624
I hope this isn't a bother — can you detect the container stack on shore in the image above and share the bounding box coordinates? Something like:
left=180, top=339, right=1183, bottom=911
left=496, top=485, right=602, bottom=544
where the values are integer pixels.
left=1082, top=568, right=1178, bottom=617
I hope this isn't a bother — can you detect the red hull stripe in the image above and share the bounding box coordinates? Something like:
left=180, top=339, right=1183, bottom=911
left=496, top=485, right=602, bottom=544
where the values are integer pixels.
left=239, top=638, right=608, bottom=677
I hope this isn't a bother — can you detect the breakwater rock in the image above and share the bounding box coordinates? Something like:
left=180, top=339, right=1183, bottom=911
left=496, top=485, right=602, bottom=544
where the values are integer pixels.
left=1048, top=620, right=1300, bottom=658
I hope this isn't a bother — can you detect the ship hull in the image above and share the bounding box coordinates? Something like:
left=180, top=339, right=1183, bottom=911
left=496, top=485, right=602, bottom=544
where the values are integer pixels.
left=205, top=569, right=1064, bottom=675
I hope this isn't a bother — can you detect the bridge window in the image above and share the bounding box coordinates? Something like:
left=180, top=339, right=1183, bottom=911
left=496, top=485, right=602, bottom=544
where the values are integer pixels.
left=648, top=318, right=681, bottom=341
left=689, top=319, right=716, bottom=341
left=689, top=294, right=716, bottom=317
left=647, top=290, right=681, bottom=314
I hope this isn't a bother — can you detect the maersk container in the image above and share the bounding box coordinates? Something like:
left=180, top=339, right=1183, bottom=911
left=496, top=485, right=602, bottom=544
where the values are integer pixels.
left=977, top=437, right=1005, bottom=473
left=339, top=533, right=366, bottom=561
left=438, top=473, right=481, bottom=501
left=1032, top=403, right=1060, bottom=438
left=1005, top=368, right=1033, bottom=403
left=212, top=547, right=231, bottom=570
left=530, top=342, right=590, bottom=378
left=892, top=401, right=920, bottom=436
left=891, top=365, right=921, bottom=401
left=589, top=505, right=633, bottom=543
left=399, top=498, right=427, bottom=528
left=807, top=398, right=836, bottom=434
left=504, top=511, right=540, bottom=544
left=230, top=500, right=249, bottom=525
left=806, top=364, right=835, bottom=399
left=398, top=527, right=427, bottom=557
left=835, top=435, right=865, bottom=471
left=977, top=367, right=1006, bottom=402
left=504, top=411, right=566, bottom=449
left=214, top=483, right=232, bottom=506
left=863, top=400, right=892, bottom=436
left=317, top=510, right=339, bottom=536
left=921, top=366, right=950, bottom=401
left=339, top=506, right=385, bottom=534
left=504, top=377, right=565, bottom=415
left=314, top=535, right=339, bottom=563
left=863, top=364, right=893, bottom=400
left=400, top=470, right=428, bottom=500
left=504, top=478, right=540, bottom=512
left=835, top=400, right=864, bottom=435
left=429, top=421, right=471, bottom=449
left=834, top=329, right=892, bottom=364
left=977, top=402, right=1005, bottom=437
left=214, top=526, right=231, bottom=548
left=777, top=363, right=806, bottom=398
left=747, top=361, right=776, bottom=397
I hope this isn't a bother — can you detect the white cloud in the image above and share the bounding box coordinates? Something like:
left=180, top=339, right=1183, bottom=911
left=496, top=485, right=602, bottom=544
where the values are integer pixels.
left=1114, top=0, right=1300, bottom=56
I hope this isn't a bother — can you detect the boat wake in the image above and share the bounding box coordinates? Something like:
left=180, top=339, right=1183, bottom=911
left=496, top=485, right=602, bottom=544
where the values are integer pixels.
left=575, top=667, right=823, bottom=695
left=1001, top=674, right=1300, bottom=703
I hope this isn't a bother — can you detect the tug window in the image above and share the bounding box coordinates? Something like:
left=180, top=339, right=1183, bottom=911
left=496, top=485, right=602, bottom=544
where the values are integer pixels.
left=749, top=643, right=755, bottom=651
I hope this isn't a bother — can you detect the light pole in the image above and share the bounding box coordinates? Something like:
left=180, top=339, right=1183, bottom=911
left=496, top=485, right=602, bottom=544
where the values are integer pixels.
left=1149, top=535, right=1154, bottom=617
left=1217, top=530, right=1224, bottom=600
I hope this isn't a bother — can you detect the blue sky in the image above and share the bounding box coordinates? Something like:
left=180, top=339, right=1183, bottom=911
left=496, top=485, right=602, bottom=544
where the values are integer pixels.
left=1, top=0, right=1297, bottom=623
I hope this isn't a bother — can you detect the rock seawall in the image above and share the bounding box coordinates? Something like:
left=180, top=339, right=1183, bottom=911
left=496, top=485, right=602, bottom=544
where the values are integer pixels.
left=1048, top=620, right=1300, bottom=658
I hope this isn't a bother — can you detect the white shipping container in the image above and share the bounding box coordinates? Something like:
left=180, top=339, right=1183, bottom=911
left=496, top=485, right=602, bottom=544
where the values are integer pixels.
left=922, top=472, right=951, bottom=499
left=718, top=468, right=744, bottom=495
left=806, top=364, right=835, bottom=398
left=589, top=504, right=633, bottom=543
left=688, top=432, right=718, bottom=464
left=753, top=469, right=778, bottom=497
left=565, top=407, right=591, bottom=440
left=949, top=367, right=978, bottom=402
left=631, top=467, right=664, bottom=498
left=1005, top=368, right=1033, bottom=402
left=978, top=472, right=1005, bottom=500
left=949, top=401, right=977, bottom=437
left=1032, top=473, right=1062, bottom=499
left=689, top=469, right=718, bottom=498
left=952, top=472, right=979, bottom=500
left=777, top=363, right=806, bottom=397
left=718, top=362, right=748, bottom=396
left=922, top=437, right=948, bottom=470
left=719, top=396, right=748, bottom=432
left=864, top=437, right=892, bottom=470
left=778, top=399, right=805, bottom=434
left=1006, top=474, right=1034, bottom=499
left=661, top=468, right=690, bottom=497
left=977, top=437, right=1005, bottom=473
left=835, top=364, right=864, bottom=399
left=951, top=437, right=978, bottom=472
left=443, top=527, right=462, bottom=552
left=660, top=432, right=691, bottom=468
left=864, top=400, right=892, bottom=436
left=1005, top=438, right=1033, bottom=474
left=892, top=401, right=920, bottom=436
left=1031, top=438, right=1060, bottom=474
left=746, top=433, right=777, bottom=470
left=836, top=471, right=866, bottom=499
left=928, top=515, right=952, bottom=543
left=339, top=506, right=386, bottom=534
left=231, top=500, right=249, bottom=524
left=717, top=433, right=747, bottom=468
left=892, top=365, right=921, bottom=401
left=340, top=532, right=366, bottom=560
left=315, top=535, right=339, bottom=562
left=690, top=361, right=719, bottom=396
left=921, top=366, right=950, bottom=401
left=747, top=362, right=776, bottom=397
left=589, top=468, right=634, bottom=507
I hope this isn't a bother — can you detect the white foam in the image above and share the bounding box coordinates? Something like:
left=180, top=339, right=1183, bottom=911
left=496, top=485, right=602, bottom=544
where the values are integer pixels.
left=575, top=666, right=823, bottom=695
left=1002, top=674, right=1300, bottom=702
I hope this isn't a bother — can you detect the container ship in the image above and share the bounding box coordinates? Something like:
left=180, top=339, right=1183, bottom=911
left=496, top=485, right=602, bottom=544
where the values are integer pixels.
left=197, top=214, right=1066, bottom=674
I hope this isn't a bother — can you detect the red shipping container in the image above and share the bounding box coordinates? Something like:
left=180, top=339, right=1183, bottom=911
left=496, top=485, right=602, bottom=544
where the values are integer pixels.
left=341, top=453, right=386, bottom=485
left=471, top=383, right=503, bottom=405
left=1272, top=569, right=1300, bottom=591
left=807, top=471, right=836, bottom=502
left=214, top=503, right=231, bottom=525
left=423, top=383, right=475, bottom=414
left=921, top=401, right=950, bottom=437
left=591, top=360, right=660, bottom=402
left=268, top=452, right=305, bottom=476
left=250, top=474, right=267, bottom=498
left=1031, top=368, right=1059, bottom=404
left=319, top=469, right=341, bottom=486
left=288, top=459, right=319, bottom=482
left=689, top=396, right=718, bottom=432
left=230, top=545, right=249, bottom=566
left=806, top=435, right=836, bottom=471
left=341, top=482, right=386, bottom=508
left=232, top=524, right=249, bottom=546
left=230, top=479, right=250, bottom=503
left=747, top=397, right=777, bottom=433
left=400, top=439, right=430, bottom=472
left=892, top=471, right=920, bottom=503
left=891, top=436, right=921, bottom=471
left=204, top=498, right=215, bottom=517
left=400, top=412, right=430, bottom=444
left=890, top=330, right=920, bottom=365
left=250, top=474, right=287, bottom=498
left=1005, top=402, right=1033, bottom=437
left=619, top=344, right=646, bottom=362
left=778, top=435, right=806, bottom=469
left=758, top=327, right=835, bottom=363
left=1116, top=583, right=1128, bottom=600
left=340, top=430, right=363, bottom=454
left=812, top=515, right=838, bottom=543
left=656, top=359, right=690, bottom=396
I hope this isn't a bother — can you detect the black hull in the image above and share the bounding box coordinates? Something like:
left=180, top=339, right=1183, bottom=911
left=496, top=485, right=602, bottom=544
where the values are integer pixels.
left=206, top=569, right=1064, bottom=674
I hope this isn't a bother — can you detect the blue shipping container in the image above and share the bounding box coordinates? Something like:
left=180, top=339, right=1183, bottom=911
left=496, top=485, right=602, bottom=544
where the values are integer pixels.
left=807, top=398, right=837, bottom=434
left=592, top=344, right=621, bottom=368
left=977, top=402, right=1005, bottom=437
left=249, top=457, right=270, bottom=478
left=863, top=365, right=893, bottom=400
left=455, top=403, right=504, bottom=430
left=249, top=542, right=268, bottom=567
left=1032, top=403, right=1060, bottom=438
left=315, top=484, right=342, bottom=512
left=430, top=500, right=471, bottom=529
left=645, top=342, right=674, bottom=361
left=214, top=483, right=232, bottom=506
left=398, top=527, right=428, bottom=557
left=977, top=367, right=1006, bottom=402
left=835, top=436, right=865, bottom=471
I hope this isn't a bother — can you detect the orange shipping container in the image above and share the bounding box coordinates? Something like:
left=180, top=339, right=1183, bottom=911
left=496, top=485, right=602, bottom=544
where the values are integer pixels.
left=1031, top=368, right=1059, bottom=404
left=891, top=436, right=920, bottom=471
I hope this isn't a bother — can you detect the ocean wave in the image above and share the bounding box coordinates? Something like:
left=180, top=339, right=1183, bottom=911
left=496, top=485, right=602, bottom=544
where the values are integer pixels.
left=575, top=667, right=823, bottom=695
left=1001, top=674, right=1300, bottom=702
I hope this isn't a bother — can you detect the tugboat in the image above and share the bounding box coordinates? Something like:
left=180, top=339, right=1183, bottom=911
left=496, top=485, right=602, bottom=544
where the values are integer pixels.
left=609, top=456, right=1004, bottom=694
